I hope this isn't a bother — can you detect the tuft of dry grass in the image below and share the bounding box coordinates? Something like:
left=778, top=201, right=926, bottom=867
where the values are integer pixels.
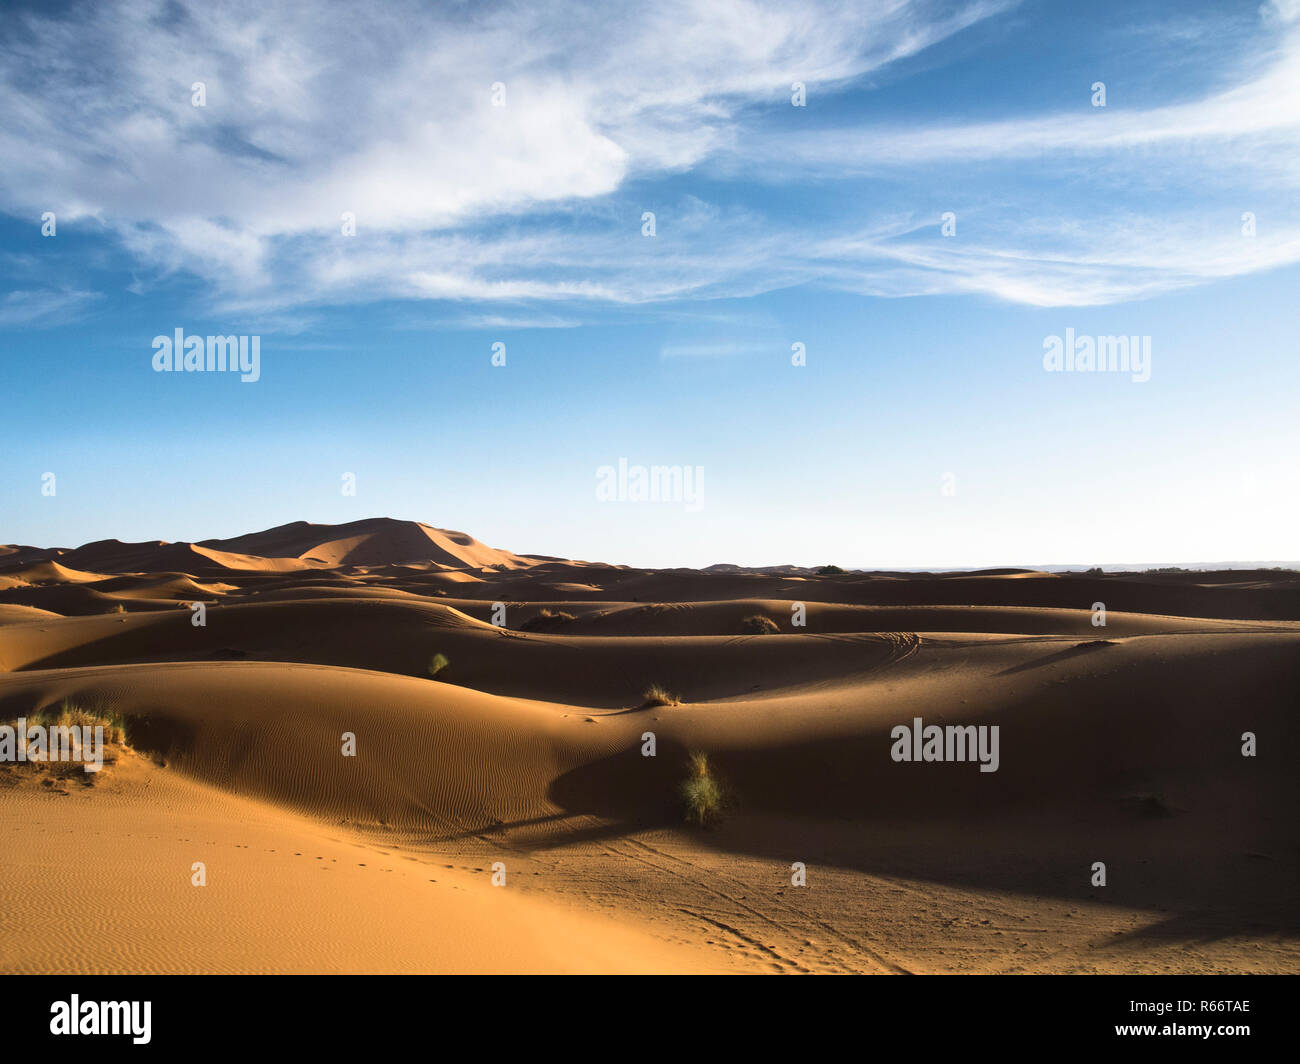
left=739, top=614, right=779, bottom=635
left=640, top=683, right=681, bottom=708
left=0, top=700, right=130, bottom=785
left=520, top=608, right=576, bottom=632
left=680, top=752, right=723, bottom=826
left=23, top=700, right=128, bottom=744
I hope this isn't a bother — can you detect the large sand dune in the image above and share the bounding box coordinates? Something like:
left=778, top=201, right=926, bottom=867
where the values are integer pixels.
left=2, top=520, right=1296, bottom=974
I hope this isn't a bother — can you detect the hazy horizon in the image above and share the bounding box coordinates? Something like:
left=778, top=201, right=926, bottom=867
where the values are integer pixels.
left=6, top=512, right=1298, bottom=575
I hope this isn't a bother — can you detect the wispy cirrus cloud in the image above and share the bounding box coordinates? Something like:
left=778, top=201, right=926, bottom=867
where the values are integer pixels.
left=0, top=0, right=1013, bottom=312
left=0, top=0, right=1297, bottom=315
left=0, top=288, right=101, bottom=327
left=733, top=26, right=1300, bottom=175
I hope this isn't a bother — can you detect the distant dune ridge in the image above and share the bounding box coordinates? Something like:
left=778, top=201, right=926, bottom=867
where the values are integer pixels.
left=2, top=518, right=534, bottom=576
left=1, top=518, right=1297, bottom=974
left=7, top=518, right=1295, bottom=581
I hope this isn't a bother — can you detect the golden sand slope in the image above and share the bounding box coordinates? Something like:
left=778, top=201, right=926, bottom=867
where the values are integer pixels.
left=0, top=754, right=721, bottom=974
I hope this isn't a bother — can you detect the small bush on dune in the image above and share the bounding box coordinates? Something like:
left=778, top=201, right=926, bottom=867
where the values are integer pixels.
left=19, top=700, right=128, bottom=744
left=427, top=652, right=451, bottom=678
left=681, top=752, right=723, bottom=826
left=520, top=608, right=576, bottom=632
left=640, top=683, right=681, bottom=708
left=739, top=614, right=779, bottom=635
left=1, top=700, right=130, bottom=781
left=816, top=564, right=844, bottom=575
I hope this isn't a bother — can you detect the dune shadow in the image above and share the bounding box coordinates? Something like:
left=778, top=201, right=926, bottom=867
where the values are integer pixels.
left=540, top=736, right=1299, bottom=943
left=1105, top=903, right=1300, bottom=949
left=995, top=640, right=1117, bottom=676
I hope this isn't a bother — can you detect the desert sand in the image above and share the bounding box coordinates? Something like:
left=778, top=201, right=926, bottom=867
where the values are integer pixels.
left=1, top=517, right=1296, bottom=974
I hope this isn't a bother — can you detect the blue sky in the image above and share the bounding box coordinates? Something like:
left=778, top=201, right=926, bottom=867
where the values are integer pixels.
left=2, top=0, right=1298, bottom=568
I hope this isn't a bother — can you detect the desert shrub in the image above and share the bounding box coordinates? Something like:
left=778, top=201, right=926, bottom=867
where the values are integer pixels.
left=815, top=564, right=844, bottom=575
left=680, top=752, right=723, bottom=826
left=640, top=683, right=681, bottom=708
left=427, top=652, right=451, bottom=678
left=1, top=700, right=130, bottom=781
left=739, top=614, right=779, bottom=635
left=25, top=700, right=128, bottom=744
left=520, top=608, right=576, bottom=632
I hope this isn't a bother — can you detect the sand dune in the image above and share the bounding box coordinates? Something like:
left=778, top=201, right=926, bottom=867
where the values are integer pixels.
left=0, top=604, right=60, bottom=626
left=2, top=519, right=1296, bottom=974
left=8, top=518, right=534, bottom=579
left=202, top=517, right=534, bottom=570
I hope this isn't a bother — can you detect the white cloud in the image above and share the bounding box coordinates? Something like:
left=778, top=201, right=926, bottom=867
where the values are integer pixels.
left=0, top=0, right=1296, bottom=313
left=0, top=0, right=1016, bottom=308
left=0, top=288, right=100, bottom=327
